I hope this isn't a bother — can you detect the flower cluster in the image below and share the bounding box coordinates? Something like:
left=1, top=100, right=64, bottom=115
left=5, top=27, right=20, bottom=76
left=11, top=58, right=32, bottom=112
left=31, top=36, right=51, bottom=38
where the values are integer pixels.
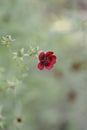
left=1, top=35, right=57, bottom=71
left=13, top=48, right=29, bottom=61
left=1, top=35, right=15, bottom=47
left=0, top=35, right=57, bottom=129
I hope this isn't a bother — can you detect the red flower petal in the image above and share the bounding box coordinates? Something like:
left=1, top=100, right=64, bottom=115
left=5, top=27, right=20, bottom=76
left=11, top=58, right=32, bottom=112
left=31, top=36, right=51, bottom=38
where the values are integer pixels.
left=51, top=55, right=56, bottom=64
left=38, top=63, right=44, bottom=70
left=46, top=51, right=53, bottom=56
left=45, top=63, right=53, bottom=70
left=39, top=52, right=45, bottom=60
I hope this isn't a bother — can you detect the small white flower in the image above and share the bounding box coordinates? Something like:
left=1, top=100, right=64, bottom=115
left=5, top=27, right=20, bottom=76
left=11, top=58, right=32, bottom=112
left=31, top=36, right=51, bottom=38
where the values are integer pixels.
left=1, top=35, right=15, bottom=46
left=29, top=46, right=39, bottom=58
left=13, top=48, right=29, bottom=60
left=6, top=79, right=21, bottom=89
left=0, top=115, right=4, bottom=122
left=7, top=80, right=15, bottom=89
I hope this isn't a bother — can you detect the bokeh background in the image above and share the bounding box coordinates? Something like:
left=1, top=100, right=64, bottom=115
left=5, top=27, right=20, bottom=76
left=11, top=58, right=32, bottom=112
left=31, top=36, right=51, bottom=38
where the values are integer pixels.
left=0, top=0, right=87, bottom=130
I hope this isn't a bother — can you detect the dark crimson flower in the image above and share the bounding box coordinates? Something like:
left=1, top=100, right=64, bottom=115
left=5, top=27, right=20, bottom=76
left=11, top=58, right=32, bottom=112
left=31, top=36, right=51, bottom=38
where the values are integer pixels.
left=38, top=51, right=56, bottom=70
left=16, top=117, right=22, bottom=123
left=67, top=90, right=77, bottom=102
left=71, top=61, right=82, bottom=71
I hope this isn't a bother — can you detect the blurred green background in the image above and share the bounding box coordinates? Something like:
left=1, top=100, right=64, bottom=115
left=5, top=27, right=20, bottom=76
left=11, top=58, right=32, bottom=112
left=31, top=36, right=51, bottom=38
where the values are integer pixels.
left=0, top=0, right=87, bottom=130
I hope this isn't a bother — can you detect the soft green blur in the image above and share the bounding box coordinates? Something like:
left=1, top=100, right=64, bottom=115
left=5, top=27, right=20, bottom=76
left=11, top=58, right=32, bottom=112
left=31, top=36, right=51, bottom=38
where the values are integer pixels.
left=0, top=0, right=87, bottom=130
